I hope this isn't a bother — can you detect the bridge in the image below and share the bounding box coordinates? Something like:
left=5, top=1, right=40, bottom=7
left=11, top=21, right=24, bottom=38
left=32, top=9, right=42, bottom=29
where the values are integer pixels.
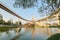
left=24, top=8, right=60, bottom=28
left=36, top=9, right=60, bottom=27
left=0, top=2, right=60, bottom=28
left=0, top=2, right=30, bottom=21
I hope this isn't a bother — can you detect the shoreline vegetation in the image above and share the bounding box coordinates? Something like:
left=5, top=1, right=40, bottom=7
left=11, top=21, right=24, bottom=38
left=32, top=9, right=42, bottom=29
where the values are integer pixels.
left=0, top=25, right=60, bottom=32
left=0, top=25, right=60, bottom=28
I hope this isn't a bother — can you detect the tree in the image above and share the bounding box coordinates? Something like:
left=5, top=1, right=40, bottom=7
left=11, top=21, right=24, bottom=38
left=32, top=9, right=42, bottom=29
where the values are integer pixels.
left=7, top=20, right=11, bottom=25
left=0, top=19, right=5, bottom=24
left=13, top=0, right=60, bottom=16
left=47, top=33, right=60, bottom=40
left=38, top=0, right=60, bottom=16
left=13, top=0, right=60, bottom=9
left=0, top=14, right=5, bottom=24
left=13, top=0, right=38, bottom=9
left=7, top=19, right=13, bottom=25
left=43, top=0, right=60, bottom=10
left=15, top=22, right=19, bottom=26
left=0, top=14, right=3, bottom=20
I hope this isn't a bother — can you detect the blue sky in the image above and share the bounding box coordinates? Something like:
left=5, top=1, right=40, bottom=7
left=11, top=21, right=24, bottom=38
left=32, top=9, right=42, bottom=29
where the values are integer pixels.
left=0, top=0, right=46, bottom=23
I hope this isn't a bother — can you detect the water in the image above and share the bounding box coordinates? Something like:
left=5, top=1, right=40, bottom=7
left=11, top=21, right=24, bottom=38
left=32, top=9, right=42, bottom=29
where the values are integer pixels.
left=0, top=28, right=60, bottom=40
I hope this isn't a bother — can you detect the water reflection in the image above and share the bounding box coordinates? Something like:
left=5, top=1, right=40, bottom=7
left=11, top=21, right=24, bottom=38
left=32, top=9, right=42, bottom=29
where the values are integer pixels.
left=0, top=28, right=60, bottom=40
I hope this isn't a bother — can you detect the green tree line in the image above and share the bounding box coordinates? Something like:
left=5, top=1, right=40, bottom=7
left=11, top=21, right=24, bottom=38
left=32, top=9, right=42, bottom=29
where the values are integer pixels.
left=0, top=14, right=19, bottom=26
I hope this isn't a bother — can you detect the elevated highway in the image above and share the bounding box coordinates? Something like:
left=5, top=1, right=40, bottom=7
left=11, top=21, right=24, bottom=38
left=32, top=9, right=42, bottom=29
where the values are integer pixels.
left=24, top=8, right=60, bottom=28
left=0, top=2, right=30, bottom=21
left=0, top=2, right=60, bottom=28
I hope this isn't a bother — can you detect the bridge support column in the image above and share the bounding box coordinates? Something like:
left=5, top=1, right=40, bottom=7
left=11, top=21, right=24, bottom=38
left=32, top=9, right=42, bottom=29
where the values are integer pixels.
left=58, top=14, right=60, bottom=25
left=46, top=18, right=50, bottom=27
left=56, top=14, right=59, bottom=25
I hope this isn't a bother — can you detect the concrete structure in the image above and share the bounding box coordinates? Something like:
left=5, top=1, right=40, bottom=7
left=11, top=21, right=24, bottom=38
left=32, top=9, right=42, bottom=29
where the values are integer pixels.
left=0, top=2, right=60, bottom=28
left=0, top=2, right=29, bottom=21
left=36, top=8, right=60, bottom=27
left=24, top=8, right=60, bottom=28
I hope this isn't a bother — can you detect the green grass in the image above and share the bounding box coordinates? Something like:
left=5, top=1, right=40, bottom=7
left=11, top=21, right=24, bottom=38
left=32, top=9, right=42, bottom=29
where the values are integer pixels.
left=47, top=33, right=60, bottom=40
left=49, top=25, right=60, bottom=28
left=0, top=26, right=17, bottom=32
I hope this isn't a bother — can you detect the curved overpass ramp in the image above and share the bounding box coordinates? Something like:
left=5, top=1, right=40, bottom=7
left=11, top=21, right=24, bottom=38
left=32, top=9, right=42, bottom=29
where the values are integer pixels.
left=37, top=8, right=60, bottom=22
left=0, top=2, right=60, bottom=23
left=0, top=2, right=30, bottom=21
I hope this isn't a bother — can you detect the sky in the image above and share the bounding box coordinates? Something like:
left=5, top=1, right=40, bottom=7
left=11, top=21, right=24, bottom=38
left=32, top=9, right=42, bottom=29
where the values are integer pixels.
left=0, top=0, right=47, bottom=24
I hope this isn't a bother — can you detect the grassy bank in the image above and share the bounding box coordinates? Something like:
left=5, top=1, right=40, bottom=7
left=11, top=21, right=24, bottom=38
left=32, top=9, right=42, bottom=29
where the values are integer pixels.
left=49, top=25, right=60, bottom=28
left=0, top=26, right=17, bottom=32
